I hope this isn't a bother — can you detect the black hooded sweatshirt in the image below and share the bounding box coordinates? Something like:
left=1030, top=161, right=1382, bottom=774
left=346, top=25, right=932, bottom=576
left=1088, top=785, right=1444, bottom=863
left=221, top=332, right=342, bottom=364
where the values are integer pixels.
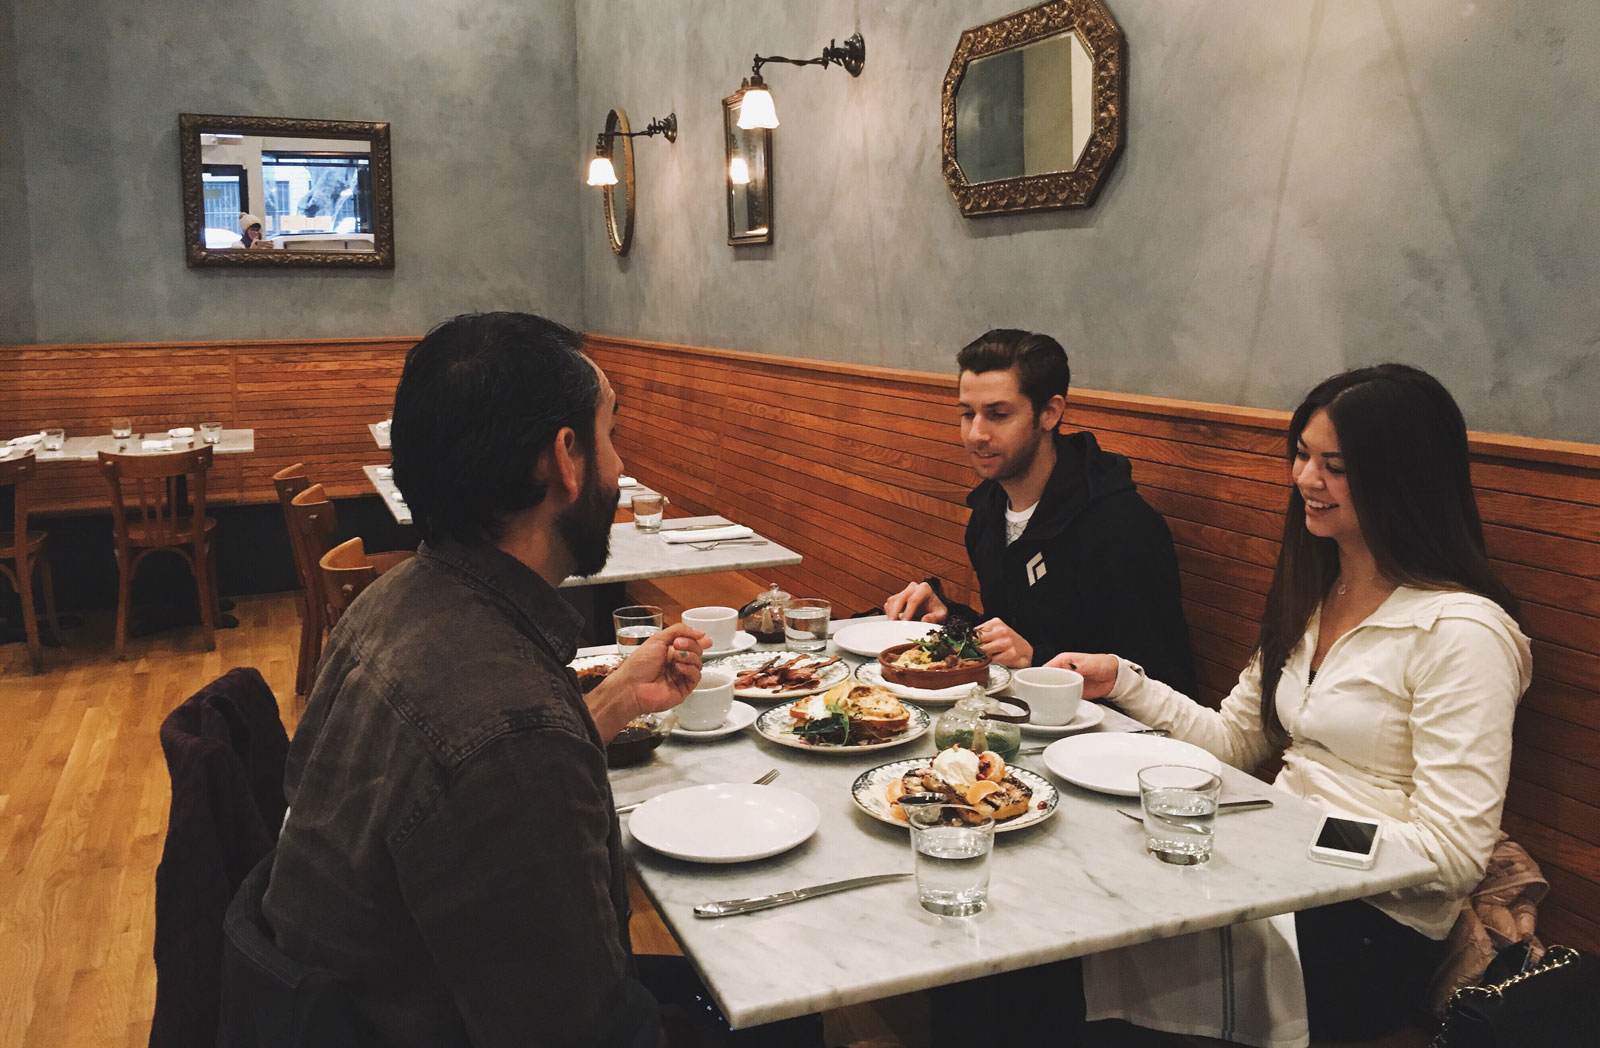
left=941, top=430, right=1199, bottom=697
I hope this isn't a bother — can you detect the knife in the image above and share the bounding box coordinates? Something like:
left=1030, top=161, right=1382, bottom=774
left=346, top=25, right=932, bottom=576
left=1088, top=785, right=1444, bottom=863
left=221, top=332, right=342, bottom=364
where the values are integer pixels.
left=1115, top=798, right=1275, bottom=821
left=693, top=873, right=912, bottom=918
left=661, top=522, right=736, bottom=531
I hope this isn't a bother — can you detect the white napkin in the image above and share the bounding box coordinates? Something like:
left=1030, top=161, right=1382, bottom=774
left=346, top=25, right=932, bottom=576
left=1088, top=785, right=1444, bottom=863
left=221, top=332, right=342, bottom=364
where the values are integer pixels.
left=618, top=475, right=639, bottom=488
left=8, top=433, right=43, bottom=446
left=168, top=426, right=195, bottom=438
left=376, top=418, right=392, bottom=430
left=660, top=525, right=753, bottom=544
left=142, top=439, right=174, bottom=451
left=375, top=466, right=393, bottom=479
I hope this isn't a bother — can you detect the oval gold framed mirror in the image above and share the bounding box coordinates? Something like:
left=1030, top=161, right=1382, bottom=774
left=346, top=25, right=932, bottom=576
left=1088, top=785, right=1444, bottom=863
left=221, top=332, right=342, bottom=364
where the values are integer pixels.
left=940, top=0, right=1126, bottom=217
left=602, top=108, right=635, bottom=255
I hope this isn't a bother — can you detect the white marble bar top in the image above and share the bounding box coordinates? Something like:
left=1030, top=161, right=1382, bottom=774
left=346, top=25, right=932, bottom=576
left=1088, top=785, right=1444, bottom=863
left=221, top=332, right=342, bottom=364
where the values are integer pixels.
left=561, top=515, right=799, bottom=589
left=5, top=429, right=256, bottom=463
left=605, top=639, right=1438, bottom=1029
left=362, top=464, right=412, bottom=525
left=368, top=421, right=391, bottom=450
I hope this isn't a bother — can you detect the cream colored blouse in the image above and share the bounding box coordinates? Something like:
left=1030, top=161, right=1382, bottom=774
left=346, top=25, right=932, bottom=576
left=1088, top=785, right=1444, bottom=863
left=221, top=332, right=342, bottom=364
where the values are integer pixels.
left=1109, top=586, right=1532, bottom=938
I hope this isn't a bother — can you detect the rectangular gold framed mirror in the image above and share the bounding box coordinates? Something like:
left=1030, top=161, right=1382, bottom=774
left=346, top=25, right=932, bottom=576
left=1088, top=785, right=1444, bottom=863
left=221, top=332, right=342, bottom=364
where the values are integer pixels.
left=179, top=113, right=394, bottom=268
left=722, top=93, right=772, bottom=246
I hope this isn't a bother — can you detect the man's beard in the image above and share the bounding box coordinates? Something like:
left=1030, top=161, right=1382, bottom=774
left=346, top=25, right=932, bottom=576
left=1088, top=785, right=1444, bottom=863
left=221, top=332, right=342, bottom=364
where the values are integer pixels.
left=974, top=426, right=1045, bottom=484
left=556, top=457, right=619, bottom=577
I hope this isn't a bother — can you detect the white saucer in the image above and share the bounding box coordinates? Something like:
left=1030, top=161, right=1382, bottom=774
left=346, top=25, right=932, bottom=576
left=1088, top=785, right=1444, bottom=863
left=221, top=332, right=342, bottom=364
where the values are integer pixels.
left=1020, top=703, right=1105, bottom=736
left=701, top=632, right=758, bottom=658
left=672, top=700, right=759, bottom=739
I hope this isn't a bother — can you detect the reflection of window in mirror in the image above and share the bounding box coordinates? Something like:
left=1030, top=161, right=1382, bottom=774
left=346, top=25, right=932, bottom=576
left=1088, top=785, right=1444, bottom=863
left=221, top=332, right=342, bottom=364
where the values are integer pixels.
left=196, top=132, right=376, bottom=252
left=954, top=31, right=1094, bottom=184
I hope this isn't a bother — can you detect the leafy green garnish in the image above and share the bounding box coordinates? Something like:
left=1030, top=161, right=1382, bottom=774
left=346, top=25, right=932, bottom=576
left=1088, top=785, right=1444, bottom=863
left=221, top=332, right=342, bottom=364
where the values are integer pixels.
left=914, top=621, right=985, bottom=662
left=792, top=703, right=851, bottom=745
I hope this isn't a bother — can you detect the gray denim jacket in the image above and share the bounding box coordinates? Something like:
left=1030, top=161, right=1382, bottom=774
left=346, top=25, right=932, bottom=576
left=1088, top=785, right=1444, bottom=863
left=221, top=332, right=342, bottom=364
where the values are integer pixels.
left=264, top=540, right=658, bottom=1047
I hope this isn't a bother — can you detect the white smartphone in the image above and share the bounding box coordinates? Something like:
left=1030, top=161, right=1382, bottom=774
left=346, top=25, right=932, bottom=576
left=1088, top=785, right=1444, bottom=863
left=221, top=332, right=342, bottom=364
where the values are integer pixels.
left=1307, top=813, right=1383, bottom=869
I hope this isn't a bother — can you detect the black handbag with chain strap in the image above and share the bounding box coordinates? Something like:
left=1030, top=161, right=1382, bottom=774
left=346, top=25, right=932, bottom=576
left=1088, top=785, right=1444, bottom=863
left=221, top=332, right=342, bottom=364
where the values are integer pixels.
left=1432, top=945, right=1598, bottom=1047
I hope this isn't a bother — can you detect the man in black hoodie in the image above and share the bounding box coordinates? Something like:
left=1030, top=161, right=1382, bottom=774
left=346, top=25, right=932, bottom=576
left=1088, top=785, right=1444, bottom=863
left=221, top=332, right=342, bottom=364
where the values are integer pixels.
left=885, top=329, right=1197, bottom=697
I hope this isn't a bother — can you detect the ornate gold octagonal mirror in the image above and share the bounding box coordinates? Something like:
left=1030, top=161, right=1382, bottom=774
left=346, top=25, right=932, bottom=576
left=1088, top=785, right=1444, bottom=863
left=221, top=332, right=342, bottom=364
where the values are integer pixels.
left=941, top=0, right=1125, bottom=217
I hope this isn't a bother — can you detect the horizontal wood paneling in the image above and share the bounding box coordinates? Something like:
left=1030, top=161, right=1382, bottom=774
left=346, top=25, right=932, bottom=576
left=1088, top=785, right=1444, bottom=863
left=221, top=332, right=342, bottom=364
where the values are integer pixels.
left=1, top=337, right=411, bottom=512
left=587, top=333, right=1600, bottom=955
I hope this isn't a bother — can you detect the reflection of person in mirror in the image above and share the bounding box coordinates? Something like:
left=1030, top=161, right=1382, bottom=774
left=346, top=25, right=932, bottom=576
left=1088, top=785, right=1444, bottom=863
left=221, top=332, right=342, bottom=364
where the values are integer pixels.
left=235, top=212, right=270, bottom=249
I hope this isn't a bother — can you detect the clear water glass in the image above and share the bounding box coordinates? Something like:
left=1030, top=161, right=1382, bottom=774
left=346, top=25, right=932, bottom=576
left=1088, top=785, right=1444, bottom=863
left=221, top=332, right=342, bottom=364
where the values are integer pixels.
left=908, top=803, right=995, bottom=917
left=1138, top=764, right=1222, bottom=865
left=200, top=421, right=223, bottom=444
left=613, top=605, right=664, bottom=649
left=783, top=598, right=830, bottom=653
left=42, top=428, right=65, bottom=450
left=110, top=417, right=133, bottom=440
left=631, top=493, right=665, bottom=532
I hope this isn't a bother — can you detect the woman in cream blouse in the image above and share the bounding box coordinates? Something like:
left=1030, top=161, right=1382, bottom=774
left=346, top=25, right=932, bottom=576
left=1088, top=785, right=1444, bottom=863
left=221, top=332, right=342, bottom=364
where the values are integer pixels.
left=1051, top=364, right=1532, bottom=1045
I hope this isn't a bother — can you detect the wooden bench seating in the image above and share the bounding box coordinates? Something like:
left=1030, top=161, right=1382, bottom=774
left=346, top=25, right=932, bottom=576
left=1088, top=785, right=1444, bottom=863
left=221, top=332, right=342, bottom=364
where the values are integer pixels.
left=586, top=333, right=1600, bottom=957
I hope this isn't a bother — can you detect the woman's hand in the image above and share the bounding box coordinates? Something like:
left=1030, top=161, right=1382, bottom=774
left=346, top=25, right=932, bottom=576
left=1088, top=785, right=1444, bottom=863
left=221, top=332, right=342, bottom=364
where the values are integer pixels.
left=977, top=618, right=1032, bottom=668
left=1043, top=652, right=1120, bottom=699
left=883, top=581, right=949, bottom=623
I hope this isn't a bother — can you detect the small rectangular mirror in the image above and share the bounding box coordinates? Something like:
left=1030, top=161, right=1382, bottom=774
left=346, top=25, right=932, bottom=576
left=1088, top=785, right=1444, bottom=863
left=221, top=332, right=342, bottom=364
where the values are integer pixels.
left=180, top=113, right=394, bottom=268
left=723, top=93, right=772, bottom=246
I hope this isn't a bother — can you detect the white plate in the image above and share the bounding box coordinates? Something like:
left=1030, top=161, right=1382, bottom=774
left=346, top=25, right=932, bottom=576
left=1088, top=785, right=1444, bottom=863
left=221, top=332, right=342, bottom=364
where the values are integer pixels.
left=1041, top=733, right=1222, bottom=797
left=627, top=783, right=820, bottom=863
left=754, top=698, right=930, bottom=753
left=709, top=652, right=853, bottom=699
left=832, top=620, right=939, bottom=657
left=850, top=758, right=1059, bottom=833
left=1020, top=703, right=1105, bottom=736
left=702, top=631, right=759, bottom=658
left=854, top=661, right=1011, bottom=704
left=672, top=700, right=759, bottom=739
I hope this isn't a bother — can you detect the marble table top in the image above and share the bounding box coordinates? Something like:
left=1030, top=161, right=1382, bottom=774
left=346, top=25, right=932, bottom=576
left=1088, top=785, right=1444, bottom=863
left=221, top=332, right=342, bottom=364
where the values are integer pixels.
left=563, top=515, right=799, bottom=589
left=362, top=464, right=412, bottom=525
left=368, top=421, right=391, bottom=449
left=605, top=635, right=1438, bottom=1029
left=4, top=429, right=256, bottom=462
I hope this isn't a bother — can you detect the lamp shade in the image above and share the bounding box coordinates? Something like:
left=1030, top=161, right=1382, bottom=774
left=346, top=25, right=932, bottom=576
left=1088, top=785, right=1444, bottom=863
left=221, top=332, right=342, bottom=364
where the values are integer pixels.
left=586, top=155, right=618, bottom=186
left=728, top=157, right=751, bottom=185
left=737, top=86, right=779, bottom=130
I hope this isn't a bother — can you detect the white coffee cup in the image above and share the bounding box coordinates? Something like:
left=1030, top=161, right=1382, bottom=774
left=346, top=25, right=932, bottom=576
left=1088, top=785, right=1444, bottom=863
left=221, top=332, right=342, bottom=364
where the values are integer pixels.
left=677, top=667, right=736, bottom=731
left=681, top=606, right=738, bottom=651
left=1011, top=667, right=1084, bottom=726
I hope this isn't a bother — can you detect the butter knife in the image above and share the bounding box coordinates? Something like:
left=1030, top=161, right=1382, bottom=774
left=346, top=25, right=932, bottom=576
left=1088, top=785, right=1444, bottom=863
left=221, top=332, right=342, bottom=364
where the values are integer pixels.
left=1115, top=798, right=1275, bottom=821
left=693, top=873, right=912, bottom=918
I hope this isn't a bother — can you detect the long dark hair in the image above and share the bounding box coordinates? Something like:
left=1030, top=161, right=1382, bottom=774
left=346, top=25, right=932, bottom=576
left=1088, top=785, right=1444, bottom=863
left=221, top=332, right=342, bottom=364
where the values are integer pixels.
left=1255, top=364, right=1517, bottom=746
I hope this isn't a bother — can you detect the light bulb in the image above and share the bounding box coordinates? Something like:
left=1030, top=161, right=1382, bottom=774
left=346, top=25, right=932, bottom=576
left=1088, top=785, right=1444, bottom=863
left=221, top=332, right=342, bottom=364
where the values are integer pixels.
left=728, top=157, right=751, bottom=185
left=737, top=87, right=779, bottom=130
left=586, top=155, right=618, bottom=186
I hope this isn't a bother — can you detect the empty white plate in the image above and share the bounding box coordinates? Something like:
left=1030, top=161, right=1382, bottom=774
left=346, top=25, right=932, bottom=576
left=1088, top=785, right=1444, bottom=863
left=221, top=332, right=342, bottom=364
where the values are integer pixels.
left=627, top=783, right=820, bottom=863
left=1042, top=733, right=1222, bottom=796
left=832, top=620, right=938, bottom=657
left=1020, top=703, right=1105, bottom=736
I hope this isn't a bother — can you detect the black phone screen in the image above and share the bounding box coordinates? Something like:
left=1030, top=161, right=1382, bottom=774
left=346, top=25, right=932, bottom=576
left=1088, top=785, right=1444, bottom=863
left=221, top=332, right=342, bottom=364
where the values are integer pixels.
left=1316, top=817, right=1378, bottom=854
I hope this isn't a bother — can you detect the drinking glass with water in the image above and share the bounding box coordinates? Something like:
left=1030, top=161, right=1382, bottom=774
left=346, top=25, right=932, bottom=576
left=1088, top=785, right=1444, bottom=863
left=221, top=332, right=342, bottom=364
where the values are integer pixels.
left=783, top=598, right=830, bottom=653
left=908, top=803, right=995, bottom=917
left=613, top=605, right=664, bottom=649
left=1137, top=764, right=1221, bottom=865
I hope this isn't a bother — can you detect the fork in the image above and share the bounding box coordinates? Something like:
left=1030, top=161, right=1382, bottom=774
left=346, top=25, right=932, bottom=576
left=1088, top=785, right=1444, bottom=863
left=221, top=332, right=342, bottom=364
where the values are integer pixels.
left=615, top=768, right=779, bottom=815
left=687, top=539, right=770, bottom=551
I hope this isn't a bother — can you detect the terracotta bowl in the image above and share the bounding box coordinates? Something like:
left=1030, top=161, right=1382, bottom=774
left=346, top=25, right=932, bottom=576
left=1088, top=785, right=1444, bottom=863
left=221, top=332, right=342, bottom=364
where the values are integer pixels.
left=877, top=642, right=991, bottom=689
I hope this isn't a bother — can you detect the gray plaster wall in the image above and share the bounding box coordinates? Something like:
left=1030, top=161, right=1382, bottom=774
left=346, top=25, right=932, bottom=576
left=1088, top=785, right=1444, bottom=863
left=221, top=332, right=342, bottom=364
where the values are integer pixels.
left=4, top=0, right=584, bottom=343
left=577, top=0, right=1600, bottom=442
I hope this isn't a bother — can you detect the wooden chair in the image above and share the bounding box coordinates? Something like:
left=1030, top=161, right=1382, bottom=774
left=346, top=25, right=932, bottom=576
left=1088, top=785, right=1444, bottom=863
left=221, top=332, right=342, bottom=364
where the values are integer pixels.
left=271, top=464, right=317, bottom=696
left=284, top=484, right=340, bottom=675
left=318, top=537, right=411, bottom=627
left=0, top=452, right=63, bottom=672
left=99, top=447, right=218, bottom=659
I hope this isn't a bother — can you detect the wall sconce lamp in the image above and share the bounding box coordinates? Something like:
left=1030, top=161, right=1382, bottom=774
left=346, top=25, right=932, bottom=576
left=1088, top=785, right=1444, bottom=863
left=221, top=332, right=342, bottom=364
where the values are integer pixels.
left=736, top=32, right=865, bottom=130
left=585, top=112, right=678, bottom=186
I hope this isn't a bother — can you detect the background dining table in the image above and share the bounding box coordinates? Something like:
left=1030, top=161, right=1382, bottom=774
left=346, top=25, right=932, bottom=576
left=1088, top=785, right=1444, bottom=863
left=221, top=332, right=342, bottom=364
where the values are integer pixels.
left=5, top=429, right=256, bottom=461
left=602, top=624, right=1439, bottom=1030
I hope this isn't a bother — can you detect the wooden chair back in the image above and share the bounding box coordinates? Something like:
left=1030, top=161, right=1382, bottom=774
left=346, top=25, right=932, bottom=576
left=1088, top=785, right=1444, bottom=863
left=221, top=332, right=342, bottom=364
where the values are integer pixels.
left=99, top=447, right=214, bottom=550
left=272, top=464, right=314, bottom=595
left=319, top=537, right=379, bottom=623
left=0, top=451, right=35, bottom=546
left=289, top=484, right=339, bottom=623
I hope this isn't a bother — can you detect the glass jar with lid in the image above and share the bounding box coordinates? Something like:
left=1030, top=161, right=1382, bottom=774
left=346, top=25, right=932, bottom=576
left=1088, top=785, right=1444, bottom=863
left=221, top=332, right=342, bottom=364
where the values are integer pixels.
left=932, top=685, right=1031, bottom=763
left=739, top=583, right=792, bottom=644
